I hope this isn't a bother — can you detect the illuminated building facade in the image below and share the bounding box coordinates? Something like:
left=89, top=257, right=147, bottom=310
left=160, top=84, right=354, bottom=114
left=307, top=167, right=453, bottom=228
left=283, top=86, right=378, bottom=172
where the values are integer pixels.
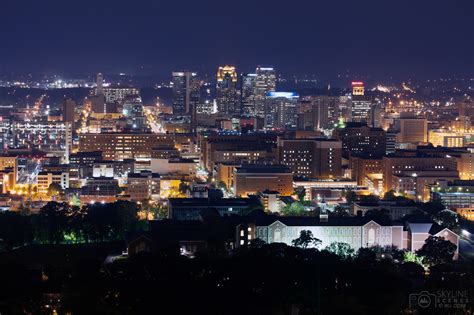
left=278, top=138, right=342, bottom=179
left=264, top=92, right=299, bottom=129
left=382, top=152, right=459, bottom=201
left=237, top=216, right=459, bottom=259
left=172, top=71, right=199, bottom=115
left=127, top=172, right=160, bottom=201
left=333, top=122, right=386, bottom=159
left=241, top=73, right=257, bottom=116
left=255, top=67, right=276, bottom=117
left=100, top=86, right=140, bottom=104
left=216, top=66, right=239, bottom=115
left=350, top=82, right=373, bottom=123
left=397, top=118, right=428, bottom=144
left=37, top=171, right=69, bottom=195
left=457, top=151, right=474, bottom=180
left=201, top=133, right=278, bottom=171
left=233, top=165, right=293, bottom=197
left=79, top=133, right=174, bottom=161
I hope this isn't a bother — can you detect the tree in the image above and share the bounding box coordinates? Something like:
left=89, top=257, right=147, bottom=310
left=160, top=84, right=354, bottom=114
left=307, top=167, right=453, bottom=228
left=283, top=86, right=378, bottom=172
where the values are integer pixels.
left=249, top=238, right=266, bottom=249
left=419, top=200, right=445, bottom=216
left=416, top=236, right=457, bottom=266
left=47, top=183, right=63, bottom=199
left=433, top=210, right=459, bottom=231
left=359, top=194, right=379, bottom=205
left=281, top=202, right=305, bottom=216
left=0, top=211, right=33, bottom=250
left=179, top=181, right=190, bottom=196
left=364, top=208, right=392, bottom=223
left=355, top=247, right=376, bottom=263
left=332, top=206, right=350, bottom=217
left=217, top=181, right=227, bottom=192
left=343, top=190, right=357, bottom=204
left=383, top=190, right=397, bottom=201
left=403, top=251, right=424, bottom=266
left=34, top=202, right=70, bottom=244
left=292, top=230, right=322, bottom=249
left=325, top=242, right=355, bottom=260
left=294, top=187, right=306, bottom=202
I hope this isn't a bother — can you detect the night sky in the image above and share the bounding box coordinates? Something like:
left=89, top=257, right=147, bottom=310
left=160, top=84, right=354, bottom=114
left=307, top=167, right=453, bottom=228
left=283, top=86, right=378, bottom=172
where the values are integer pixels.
left=0, top=0, right=472, bottom=79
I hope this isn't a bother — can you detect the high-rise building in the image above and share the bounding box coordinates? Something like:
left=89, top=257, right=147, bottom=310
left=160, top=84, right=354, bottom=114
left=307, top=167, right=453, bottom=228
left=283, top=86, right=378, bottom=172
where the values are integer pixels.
left=352, top=81, right=365, bottom=96
left=351, top=81, right=373, bottom=123
left=216, top=66, right=239, bottom=115
left=172, top=71, right=200, bottom=133
left=96, top=73, right=104, bottom=95
left=299, top=95, right=341, bottom=130
left=255, top=67, right=276, bottom=117
left=264, top=92, right=299, bottom=130
left=172, top=71, right=199, bottom=115
left=278, top=138, right=342, bottom=179
left=241, top=73, right=257, bottom=116
left=62, top=98, right=75, bottom=123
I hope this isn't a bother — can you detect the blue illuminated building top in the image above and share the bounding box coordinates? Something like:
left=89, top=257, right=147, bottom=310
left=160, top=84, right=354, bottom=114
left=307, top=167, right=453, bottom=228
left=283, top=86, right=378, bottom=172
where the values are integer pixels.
left=267, top=92, right=298, bottom=99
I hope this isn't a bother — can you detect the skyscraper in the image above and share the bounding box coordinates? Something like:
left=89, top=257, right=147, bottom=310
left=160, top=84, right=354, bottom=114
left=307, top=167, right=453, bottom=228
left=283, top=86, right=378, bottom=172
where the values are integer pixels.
left=350, top=81, right=373, bottom=123
left=172, top=71, right=200, bottom=133
left=241, top=73, right=257, bottom=116
left=216, top=66, right=238, bottom=115
left=172, top=71, right=198, bottom=115
left=264, top=92, right=299, bottom=130
left=96, top=73, right=104, bottom=95
left=255, top=67, right=276, bottom=117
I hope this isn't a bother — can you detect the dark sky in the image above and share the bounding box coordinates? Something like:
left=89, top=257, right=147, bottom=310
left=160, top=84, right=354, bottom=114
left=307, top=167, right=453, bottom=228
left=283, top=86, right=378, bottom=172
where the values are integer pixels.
left=0, top=0, right=472, bottom=80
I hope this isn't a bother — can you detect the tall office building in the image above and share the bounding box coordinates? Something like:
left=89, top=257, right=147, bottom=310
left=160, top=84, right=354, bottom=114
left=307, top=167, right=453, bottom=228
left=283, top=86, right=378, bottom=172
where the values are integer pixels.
left=255, top=67, right=276, bottom=117
left=96, top=73, right=104, bottom=95
left=172, top=71, right=200, bottom=133
left=351, top=81, right=373, bottom=123
left=299, top=95, right=341, bottom=130
left=172, top=71, right=199, bottom=115
left=62, top=98, right=75, bottom=123
left=265, top=92, right=299, bottom=130
left=216, top=65, right=239, bottom=115
left=241, top=73, right=257, bottom=116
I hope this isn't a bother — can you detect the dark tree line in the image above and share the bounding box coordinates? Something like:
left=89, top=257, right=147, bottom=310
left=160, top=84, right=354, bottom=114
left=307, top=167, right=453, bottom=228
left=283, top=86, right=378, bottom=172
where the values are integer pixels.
left=55, top=243, right=474, bottom=314
left=0, top=201, right=144, bottom=250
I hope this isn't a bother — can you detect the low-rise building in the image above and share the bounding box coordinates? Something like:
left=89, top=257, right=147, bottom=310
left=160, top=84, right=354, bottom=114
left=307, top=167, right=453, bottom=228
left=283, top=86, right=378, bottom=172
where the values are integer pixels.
left=37, top=171, right=69, bottom=195
left=234, top=165, right=293, bottom=197
left=236, top=214, right=459, bottom=259
left=127, top=172, right=160, bottom=201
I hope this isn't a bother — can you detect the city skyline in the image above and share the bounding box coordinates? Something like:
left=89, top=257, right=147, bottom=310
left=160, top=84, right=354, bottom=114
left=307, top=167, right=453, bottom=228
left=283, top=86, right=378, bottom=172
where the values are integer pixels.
left=0, top=2, right=472, bottom=313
